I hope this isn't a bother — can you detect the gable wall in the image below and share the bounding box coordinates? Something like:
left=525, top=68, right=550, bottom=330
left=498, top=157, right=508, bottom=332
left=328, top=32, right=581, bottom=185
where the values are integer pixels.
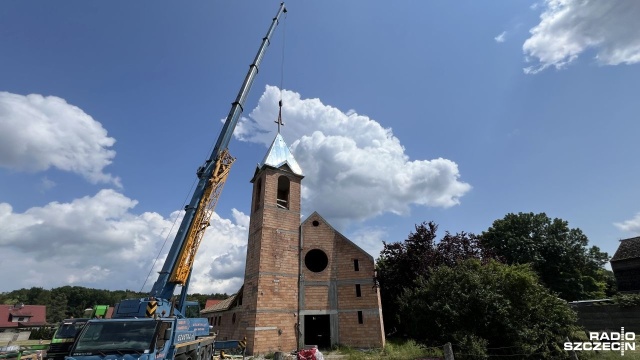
left=300, top=213, right=385, bottom=349
left=612, top=258, right=640, bottom=292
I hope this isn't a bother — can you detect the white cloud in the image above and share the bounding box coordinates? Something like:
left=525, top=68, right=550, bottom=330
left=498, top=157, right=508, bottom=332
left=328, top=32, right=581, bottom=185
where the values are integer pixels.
left=236, top=86, right=471, bottom=227
left=494, top=31, right=507, bottom=43
left=190, top=210, right=249, bottom=295
left=38, top=177, right=56, bottom=192
left=0, top=92, right=120, bottom=185
left=0, top=191, right=248, bottom=295
left=347, top=227, right=388, bottom=260
left=614, top=213, right=640, bottom=234
left=0, top=87, right=471, bottom=295
left=523, top=0, right=640, bottom=74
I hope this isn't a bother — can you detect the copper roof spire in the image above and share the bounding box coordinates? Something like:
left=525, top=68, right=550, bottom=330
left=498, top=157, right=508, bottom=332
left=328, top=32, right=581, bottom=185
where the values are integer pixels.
left=255, top=99, right=303, bottom=176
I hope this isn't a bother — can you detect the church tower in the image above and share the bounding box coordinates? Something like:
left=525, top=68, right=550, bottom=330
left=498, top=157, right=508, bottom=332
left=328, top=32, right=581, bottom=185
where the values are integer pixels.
left=242, top=114, right=304, bottom=354
left=201, top=107, right=385, bottom=352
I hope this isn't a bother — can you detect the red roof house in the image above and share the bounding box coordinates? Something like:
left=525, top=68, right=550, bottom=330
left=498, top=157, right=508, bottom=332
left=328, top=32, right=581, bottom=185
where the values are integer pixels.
left=204, top=299, right=222, bottom=309
left=0, top=304, right=47, bottom=329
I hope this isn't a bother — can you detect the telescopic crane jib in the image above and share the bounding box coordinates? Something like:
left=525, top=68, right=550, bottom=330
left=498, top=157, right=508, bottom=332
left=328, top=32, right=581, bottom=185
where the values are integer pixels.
left=151, top=1, right=287, bottom=310
left=66, top=6, right=287, bottom=360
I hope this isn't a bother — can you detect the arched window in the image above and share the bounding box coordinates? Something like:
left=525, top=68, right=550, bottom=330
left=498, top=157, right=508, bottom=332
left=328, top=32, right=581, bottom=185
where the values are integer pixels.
left=277, top=176, right=290, bottom=209
left=254, top=178, right=262, bottom=212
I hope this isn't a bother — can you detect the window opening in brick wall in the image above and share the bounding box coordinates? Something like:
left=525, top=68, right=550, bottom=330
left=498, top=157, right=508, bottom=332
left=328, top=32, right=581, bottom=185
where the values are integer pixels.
left=355, top=284, right=361, bottom=297
left=232, top=313, right=236, bottom=324
left=353, top=259, right=359, bottom=271
left=305, top=249, right=328, bottom=272
left=277, top=176, right=290, bottom=209
left=254, top=178, right=262, bottom=212
left=312, top=220, right=320, bottom=226
left=357, top=311, right=363, bottom=324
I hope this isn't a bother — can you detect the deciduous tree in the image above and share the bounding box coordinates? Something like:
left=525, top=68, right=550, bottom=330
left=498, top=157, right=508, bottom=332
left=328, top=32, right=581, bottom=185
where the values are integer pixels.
left=377, top=222, right=495, bottom=333
left=482, top=212, right=609, bottom=301
left=398, top=259, right=577, bottom=359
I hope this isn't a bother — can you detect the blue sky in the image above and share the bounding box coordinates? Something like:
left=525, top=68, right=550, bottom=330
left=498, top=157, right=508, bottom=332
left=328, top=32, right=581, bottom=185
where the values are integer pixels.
left=1, top=0, right=640, bottom=295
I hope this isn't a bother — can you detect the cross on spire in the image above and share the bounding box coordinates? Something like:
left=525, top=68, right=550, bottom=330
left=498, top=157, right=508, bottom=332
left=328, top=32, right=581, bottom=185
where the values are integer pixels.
left=275, top=100, right=284, bottom=133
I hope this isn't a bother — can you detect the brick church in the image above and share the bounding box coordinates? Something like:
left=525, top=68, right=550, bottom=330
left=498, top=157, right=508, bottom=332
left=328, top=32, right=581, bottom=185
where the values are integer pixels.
left=201, top=126, right=385, bottom=354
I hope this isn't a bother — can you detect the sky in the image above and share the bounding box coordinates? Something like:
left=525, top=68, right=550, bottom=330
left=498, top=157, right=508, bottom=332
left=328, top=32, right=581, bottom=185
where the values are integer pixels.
left=1, top=0, right=640, bottom=296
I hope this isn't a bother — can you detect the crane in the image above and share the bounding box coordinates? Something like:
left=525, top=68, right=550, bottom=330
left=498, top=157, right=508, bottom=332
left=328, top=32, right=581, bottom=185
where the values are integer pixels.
left=66, top=4, right=287, bottom=360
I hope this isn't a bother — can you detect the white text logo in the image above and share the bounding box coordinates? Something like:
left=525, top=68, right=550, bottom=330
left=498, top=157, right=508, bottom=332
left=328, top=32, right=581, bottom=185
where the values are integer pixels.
left=564, top=328, right=636, bottom=356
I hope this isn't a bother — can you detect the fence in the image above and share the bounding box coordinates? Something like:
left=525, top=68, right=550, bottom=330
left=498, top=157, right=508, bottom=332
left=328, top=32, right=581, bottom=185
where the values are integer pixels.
left=571, top=304, right=640, bottom=333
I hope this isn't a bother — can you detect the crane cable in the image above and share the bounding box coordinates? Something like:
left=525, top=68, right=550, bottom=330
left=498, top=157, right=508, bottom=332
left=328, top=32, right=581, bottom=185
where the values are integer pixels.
left=140, top=179, right=197, bottom=293
left=277, top=9, right=287, bottom=128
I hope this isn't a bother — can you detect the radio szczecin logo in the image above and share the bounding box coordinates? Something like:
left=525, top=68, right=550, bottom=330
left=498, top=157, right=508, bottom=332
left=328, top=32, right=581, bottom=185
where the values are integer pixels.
left=564, top=327, right=636, bottom=356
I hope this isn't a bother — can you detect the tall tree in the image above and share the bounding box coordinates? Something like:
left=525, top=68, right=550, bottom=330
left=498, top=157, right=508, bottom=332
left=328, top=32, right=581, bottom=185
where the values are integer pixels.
left=377, top=222, right=495, bottom=334
left=482, top=212, right=609, bottom=301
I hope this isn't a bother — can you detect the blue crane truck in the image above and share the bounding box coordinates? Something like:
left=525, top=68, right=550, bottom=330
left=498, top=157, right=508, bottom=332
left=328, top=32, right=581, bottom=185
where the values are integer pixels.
left=46, top=306, right=111, bottom=360
left=65, top=4, right=287, bottom=360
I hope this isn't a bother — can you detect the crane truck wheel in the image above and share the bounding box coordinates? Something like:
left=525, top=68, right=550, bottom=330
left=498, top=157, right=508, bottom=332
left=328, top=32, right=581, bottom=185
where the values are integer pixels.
left=200, top=344, right=213, bottom=360
left=206, top=344, right=214, bottom=360
left=198, top=346, right=208, bottom=360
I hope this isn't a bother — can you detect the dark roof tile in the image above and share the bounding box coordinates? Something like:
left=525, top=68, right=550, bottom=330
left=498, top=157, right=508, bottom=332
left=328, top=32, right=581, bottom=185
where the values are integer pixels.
left=201, top=286, right=243, bottom=314
left=611, top=236, right=640, bottom=261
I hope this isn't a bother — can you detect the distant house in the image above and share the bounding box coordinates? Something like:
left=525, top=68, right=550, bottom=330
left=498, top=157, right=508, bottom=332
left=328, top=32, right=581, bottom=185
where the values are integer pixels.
left=0, top=303, right=47, bottom=330
left=204, top=299, right=222, bottom=309
left=201, top=288, right=243, bottom=332
left=610, top=236, right=640, bottom=292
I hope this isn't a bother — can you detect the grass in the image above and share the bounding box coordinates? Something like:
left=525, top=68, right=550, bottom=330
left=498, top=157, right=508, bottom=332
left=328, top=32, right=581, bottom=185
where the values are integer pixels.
left=328, top=336, right=640, bottom=360
left=329, top=339, right=442, bottom=360
left=578, top=348, right=640, bottom=359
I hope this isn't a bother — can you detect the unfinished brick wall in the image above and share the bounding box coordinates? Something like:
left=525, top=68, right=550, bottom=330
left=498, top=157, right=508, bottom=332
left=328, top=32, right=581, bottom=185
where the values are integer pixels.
left=208, top=308, right=245, bottom=341
left=300, top=213, right=385, bottom=349
left=243, top=167, right=302, bottom=355
left=208, top=160, right=385, bottom=354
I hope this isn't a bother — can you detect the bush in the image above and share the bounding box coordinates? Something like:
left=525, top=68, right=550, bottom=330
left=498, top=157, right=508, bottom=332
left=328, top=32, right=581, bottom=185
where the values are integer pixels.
left=398, top=259, right=579, bottom=359
left=612, top=293, right=640, bottom=307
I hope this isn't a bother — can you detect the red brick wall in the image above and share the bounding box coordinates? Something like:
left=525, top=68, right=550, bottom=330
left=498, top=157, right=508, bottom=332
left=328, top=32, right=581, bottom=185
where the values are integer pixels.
left=300, top=213, right=385, bottom=348
left=207, top=308, right=245, bottom=341
left=226, top=165, right=385, bottom=353
left=243, top=168, right=302, bottom=354
left=305, top=286, right=330, bottom=309
left=338, top=309, right=385, bottom=348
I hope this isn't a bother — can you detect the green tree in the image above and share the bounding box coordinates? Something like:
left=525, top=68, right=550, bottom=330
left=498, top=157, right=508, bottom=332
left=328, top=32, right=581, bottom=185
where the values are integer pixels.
left=48, top=293, right=69, bottom=323
left=188, top=293, right=229, bottom=310
left=377, top=222, right=496, bottom=334
left=482, top=212, right=609, bottom=301
left=398, top=259, right=578, bottom=359
left=29, top=326, right=55, bottom=340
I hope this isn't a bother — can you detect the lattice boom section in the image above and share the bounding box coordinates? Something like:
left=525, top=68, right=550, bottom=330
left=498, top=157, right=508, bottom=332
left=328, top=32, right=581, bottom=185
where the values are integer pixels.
left=170, top=150, right=236, bottom=284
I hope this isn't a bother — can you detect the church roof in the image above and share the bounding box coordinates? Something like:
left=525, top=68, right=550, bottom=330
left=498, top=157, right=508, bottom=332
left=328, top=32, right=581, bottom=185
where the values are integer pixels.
left=258, top=132, right=303, bottom=176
